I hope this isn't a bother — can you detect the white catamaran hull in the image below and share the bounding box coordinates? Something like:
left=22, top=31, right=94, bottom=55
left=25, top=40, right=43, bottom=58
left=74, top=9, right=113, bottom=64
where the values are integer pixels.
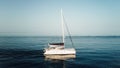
left=45, top=54, right=76, bottom=60
left=44, top=48, right=76, bottom=55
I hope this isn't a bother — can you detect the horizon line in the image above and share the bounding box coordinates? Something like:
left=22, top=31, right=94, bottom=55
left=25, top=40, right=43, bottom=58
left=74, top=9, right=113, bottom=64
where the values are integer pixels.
left=0, top=35, right=120, bottom=37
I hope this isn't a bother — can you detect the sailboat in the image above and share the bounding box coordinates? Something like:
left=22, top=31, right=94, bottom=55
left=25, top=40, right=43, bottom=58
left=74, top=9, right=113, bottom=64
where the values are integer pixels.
left=43, top=9, right=76, bottom=55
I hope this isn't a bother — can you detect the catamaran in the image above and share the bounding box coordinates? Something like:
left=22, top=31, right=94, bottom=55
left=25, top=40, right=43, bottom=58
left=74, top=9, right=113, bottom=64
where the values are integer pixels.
left=43, top=9, right=76, bottom=55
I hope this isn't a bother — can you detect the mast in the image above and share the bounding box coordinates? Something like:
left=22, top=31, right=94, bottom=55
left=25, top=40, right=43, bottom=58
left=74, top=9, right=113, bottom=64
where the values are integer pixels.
left=61, top=9, right=65, bottom=43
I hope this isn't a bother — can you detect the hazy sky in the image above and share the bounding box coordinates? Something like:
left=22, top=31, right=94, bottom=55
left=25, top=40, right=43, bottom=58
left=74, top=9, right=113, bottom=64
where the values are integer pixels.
left=0, top=0, right=120, bottom=36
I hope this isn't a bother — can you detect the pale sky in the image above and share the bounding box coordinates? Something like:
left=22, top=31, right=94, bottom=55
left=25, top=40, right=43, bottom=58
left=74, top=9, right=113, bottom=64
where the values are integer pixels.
left=0, top=0, right=120, bottom=36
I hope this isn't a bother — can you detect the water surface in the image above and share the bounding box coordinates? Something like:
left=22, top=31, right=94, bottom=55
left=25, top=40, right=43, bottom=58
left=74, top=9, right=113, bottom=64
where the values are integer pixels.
left=0, top=36, right=120, bottom=68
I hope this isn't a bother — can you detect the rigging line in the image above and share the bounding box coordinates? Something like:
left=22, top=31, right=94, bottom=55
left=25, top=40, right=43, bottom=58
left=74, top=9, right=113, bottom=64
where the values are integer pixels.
left=63, top=16, right=75, bottom=49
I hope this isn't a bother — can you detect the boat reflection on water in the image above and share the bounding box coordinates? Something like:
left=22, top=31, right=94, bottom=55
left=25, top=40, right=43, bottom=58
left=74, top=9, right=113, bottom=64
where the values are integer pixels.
left=44, top=54, right=76, bottom=60
left=44, top=55, right=75, bottom=68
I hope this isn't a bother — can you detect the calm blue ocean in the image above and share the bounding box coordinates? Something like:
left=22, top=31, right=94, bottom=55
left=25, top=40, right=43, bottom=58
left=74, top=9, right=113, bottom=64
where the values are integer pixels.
left=0, top=36, right=120, bottom=68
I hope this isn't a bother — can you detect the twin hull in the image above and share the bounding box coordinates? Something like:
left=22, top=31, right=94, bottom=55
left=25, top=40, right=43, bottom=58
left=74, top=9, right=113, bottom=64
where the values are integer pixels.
left=44, top=48, right=76, bottom=55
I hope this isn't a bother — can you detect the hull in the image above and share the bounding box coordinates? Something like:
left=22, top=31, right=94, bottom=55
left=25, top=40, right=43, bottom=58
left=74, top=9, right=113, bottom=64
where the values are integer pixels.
left=45, top=54, right=76, bottom=60
left=44, top=48, right=76, bottom=55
